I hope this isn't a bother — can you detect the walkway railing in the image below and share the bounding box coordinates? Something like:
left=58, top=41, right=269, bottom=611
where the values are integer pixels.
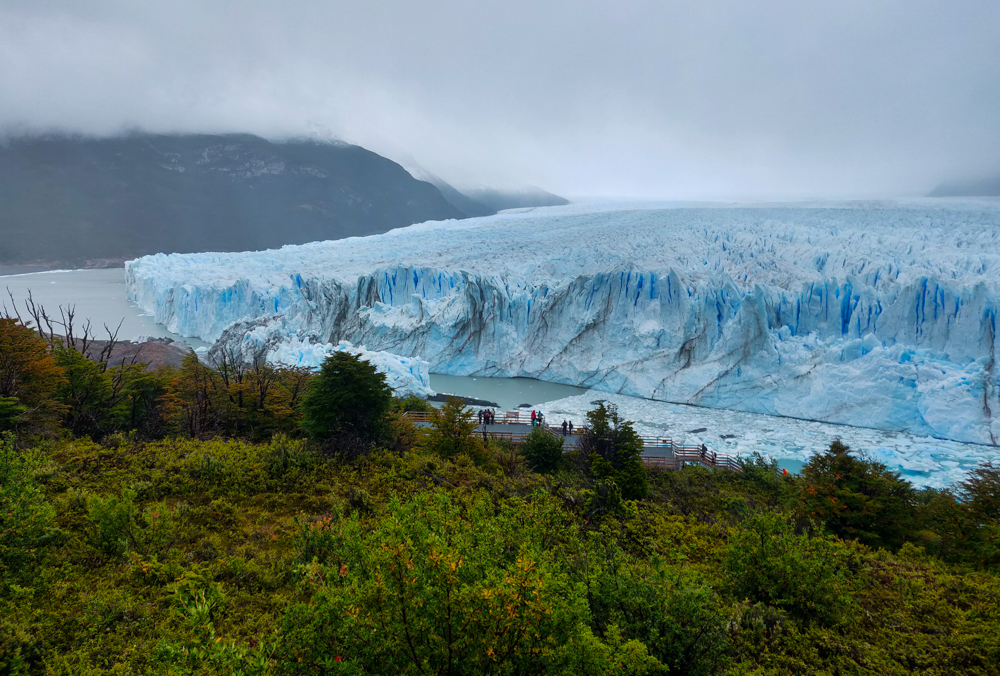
left=401, top=411, right=741, bottom=473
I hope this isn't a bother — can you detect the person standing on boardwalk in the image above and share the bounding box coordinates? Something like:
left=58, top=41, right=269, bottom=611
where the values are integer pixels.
left=531, top=410, right=536, bottom=425
left=568, top=420, right=573, bottom=434
left=700, top=443, right=707, bottom=461
left=478, top=409, right=483, bottom=425
left=561, top=420, right=568, bottom=436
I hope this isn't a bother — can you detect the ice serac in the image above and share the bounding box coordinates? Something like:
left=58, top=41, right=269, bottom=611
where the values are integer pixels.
left=205, top=316, right=433, bottom=397
left=125, top=200, right=1000, bottom=445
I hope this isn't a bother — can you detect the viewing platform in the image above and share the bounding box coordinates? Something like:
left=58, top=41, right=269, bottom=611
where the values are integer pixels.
left=401, top=410, right=741, bottom=472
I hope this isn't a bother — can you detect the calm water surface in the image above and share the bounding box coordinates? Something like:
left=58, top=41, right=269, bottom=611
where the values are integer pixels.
left=1, top=268, right=208, bottom=347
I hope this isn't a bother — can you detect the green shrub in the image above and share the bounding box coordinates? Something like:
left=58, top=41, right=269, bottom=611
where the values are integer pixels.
left=587, top=550, right=729, bottom=675
left=417, top=397, right=489, bottom=464
left=722, top=511, right=860, bottom=626
left=281, top=490, right=659, bottom=674
left=86, top=489, right=181, bottom=558
left=0, top=432, right=57, bottom=581
left=519, top=425, right=565, bottom=473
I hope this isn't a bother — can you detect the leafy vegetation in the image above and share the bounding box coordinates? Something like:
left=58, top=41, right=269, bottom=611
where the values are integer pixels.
left=1, top=321, right=1000, bottom=674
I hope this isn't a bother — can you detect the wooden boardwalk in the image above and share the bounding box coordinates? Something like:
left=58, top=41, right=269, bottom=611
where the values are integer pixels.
left=402, top=410, right=740, bottom=473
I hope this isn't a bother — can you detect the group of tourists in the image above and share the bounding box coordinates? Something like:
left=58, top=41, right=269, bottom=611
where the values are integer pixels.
left=560, top=419, right=574, bottom=436
left=699, top=443, right=717, bottom=464
left=530, top=409, right=545, bottom=428
left=477, top=409, right=496, bottom=425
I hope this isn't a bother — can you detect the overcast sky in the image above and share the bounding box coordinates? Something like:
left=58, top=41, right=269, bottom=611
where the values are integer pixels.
left=1, top=0, right=998, bottom=199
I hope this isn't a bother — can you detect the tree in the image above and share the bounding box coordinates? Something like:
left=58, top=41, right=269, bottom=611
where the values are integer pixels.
left=0, top=318, right=65, bottom=436
left=519, top=425, right=564, bottom=473
left=418, top=397, right=488, bottom=464
left=958, top=461, right=1000, bottom=523
left=300, top=352, right=392, bottom=453
left=579, top=402, right=648, bottom=500
left=794, top=439, right=916, bottom=551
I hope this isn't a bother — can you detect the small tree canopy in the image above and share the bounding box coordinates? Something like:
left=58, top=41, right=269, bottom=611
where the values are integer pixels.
left=794, top=439, right=916, bottom=551
left=580, top=402, right=648, bottom=500
left=418, top=397, right=488, bottom=464
left=519, top=426, right=564, bottom=473
left=0, top=317, right=65, bottom=435
left=300, top=352, right=392, bottom=452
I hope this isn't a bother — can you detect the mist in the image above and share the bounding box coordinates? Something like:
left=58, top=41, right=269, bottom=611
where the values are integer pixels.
left=1, top=0, right=998, bottom=199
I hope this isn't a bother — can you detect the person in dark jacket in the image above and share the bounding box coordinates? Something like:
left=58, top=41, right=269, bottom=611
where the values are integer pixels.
left=561, top=420, right=568, bottom=436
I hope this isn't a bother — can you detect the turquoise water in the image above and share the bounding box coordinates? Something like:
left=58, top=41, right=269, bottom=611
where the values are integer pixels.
left=428, top=374, right=589, bottom=411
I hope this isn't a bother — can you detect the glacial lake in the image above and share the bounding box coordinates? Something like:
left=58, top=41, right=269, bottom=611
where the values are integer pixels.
left=3, top=267, right=997, bottom=488
left=1, top=268, right=209, bottom=348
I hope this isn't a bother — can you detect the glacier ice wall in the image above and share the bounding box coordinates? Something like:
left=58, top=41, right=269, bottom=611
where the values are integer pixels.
left=125, top=200, right=1000, bottom=445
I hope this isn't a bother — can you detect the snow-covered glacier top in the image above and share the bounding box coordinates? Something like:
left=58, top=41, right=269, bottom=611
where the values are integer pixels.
left=131, top=199, right=1000, bottom=292
left=126, top=199, right=1000, bottom=446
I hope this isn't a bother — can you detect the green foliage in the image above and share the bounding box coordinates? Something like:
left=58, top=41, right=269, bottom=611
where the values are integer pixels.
left=0, top=396, right=27, bottom=434
left=722, top=510, right=860, bottom=626
left=580, top=402, right=649, bottom=500
left=959, top=461, right=1000, bottom=523
left=417, top=396, right=489, bottom=464
left=391, top=394, right=433, bottom=413
left=282, top=490, right=659, bottom=675
left=587, top=548, right=730, bottom=675
left=300, top=352, right=392, bottom=452
left=519, top=424, right=565, bottom=473
left=0, top=432, right=56, bottom=582
left=794, top=439, right=916, bottom=551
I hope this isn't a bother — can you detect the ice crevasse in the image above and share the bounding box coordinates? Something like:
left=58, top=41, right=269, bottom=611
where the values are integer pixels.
left=126, top=200, right=1000, bottom=445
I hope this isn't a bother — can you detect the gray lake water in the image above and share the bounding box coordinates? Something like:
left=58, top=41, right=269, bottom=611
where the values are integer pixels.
left=1, top=268, right=208, bottom=348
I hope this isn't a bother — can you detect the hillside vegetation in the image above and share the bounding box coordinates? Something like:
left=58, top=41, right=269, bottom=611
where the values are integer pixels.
left=1, top=315, right=999, bottom=675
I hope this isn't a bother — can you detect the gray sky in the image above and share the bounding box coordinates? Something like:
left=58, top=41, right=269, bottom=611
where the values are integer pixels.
left=1, top=0, right=998, bottom=199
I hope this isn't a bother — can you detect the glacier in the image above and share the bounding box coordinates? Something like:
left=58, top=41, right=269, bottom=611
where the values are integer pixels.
left=125, top=199, right=1000, bottom=446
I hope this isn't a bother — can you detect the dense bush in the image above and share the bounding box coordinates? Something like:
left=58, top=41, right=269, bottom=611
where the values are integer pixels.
left=519, top=425, right=565, bottom=473
left=0, top=432, right=56, bottom=582
left=722, top=510, right=860, bottom=626
left=300, top=352, right=392, bottom=452
left=417, top=396, right=489, bottom=464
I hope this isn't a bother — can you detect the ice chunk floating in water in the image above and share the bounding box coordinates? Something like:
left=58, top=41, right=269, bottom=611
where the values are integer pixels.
left=531, top=390, right=992, bottom=489
left=126, top=199, right=1000, bottom=447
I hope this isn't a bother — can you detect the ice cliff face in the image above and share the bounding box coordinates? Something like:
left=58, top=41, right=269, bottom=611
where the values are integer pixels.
left=125, top=200, right=1000, bottom=445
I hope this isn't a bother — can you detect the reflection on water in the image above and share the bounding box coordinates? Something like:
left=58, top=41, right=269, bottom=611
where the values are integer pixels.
left=0, top=268, right=208, bottom=348
left=428, top=374, right=589, bottom=412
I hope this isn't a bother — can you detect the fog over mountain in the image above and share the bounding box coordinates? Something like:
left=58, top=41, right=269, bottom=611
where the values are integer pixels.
left=929, top=175, right=1000, bottom=197
left=1, top=1, right=998, bottom=199
left=0, top=134, right=467, bottom=268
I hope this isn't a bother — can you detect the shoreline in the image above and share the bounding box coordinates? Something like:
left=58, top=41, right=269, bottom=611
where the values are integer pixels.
left=0, top=260, right=127, bottom=278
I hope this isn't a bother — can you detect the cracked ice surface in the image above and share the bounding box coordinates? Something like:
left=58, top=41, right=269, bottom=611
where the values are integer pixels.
left=531, top=390, right=992, bottom=489
left=126, top=199, right=1000, bottom=447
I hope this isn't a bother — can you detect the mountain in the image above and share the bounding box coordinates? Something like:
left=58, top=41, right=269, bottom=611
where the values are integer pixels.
left=458, top=187, right=569, bottom=213
left=0, top=133, right=465, bottom=268
left=928, top=175, right=1000, bottom=197
left=403, top=165, right=569, bottom=218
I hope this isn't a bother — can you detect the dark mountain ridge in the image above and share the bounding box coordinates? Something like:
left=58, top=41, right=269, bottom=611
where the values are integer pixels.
left=928, top=174, right=1000, bottom=197
left=0, top=133, right=469, bottom=268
